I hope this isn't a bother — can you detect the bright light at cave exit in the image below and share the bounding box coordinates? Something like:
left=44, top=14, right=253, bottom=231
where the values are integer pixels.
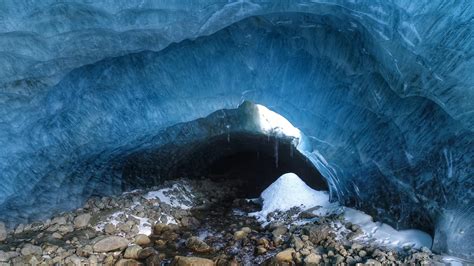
left=256, top=104, right=301, bottom=139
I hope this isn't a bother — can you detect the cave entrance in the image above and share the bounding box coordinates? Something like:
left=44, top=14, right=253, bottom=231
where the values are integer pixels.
left=173, top=132, right=327, bottom=198
left=121, top=102, right=328, bottom=198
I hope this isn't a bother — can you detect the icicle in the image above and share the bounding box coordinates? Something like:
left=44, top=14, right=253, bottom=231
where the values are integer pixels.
left=226, top=125, right=230, bottom=143
left=274, top=138, right=279, bottom=168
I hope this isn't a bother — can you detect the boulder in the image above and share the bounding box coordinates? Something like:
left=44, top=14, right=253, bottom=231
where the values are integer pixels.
left=20, top=244, right=42, bottom=256
left=275, top=248, right=295, bottom=263
left=74, top=213, right=91, bottom=228
left=93, top=236, right=128, bottom=253
left=186, top=237, right=211, bottom=253
left=134, top=234, right=151, bottom=246
left=172, top=256, right=215, bottom=266
left=124, top=245, right=142, bottom=259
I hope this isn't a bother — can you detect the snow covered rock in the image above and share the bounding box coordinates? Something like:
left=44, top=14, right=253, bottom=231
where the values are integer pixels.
left=253, top=173, right=331, bottom=219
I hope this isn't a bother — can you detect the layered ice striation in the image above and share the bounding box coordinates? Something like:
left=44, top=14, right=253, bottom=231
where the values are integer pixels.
left=0, top=0, right=472, bottom=259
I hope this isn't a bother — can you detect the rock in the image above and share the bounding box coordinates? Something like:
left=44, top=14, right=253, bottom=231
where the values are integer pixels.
left=334, top=254, right=345, bottom=264
left=52, top=232, right=62, bottom=239
left=74, top=213, right=91, bottom=228
left=145, top=254, right=162, bottom=266
left=241, top=227, right=252, bottom=233
left=135, top=234, right=151, bottom=246
left=172, top=256, right=215, bottom=266
left=104, top=223, right=115, bottom=234
left=181, top=216, right=200, bottom=228
left=359, top=250, right=367, bottom=257
left=256, top=246, right=267, bottom=255
left=304, top=253, right=322, bottom=265
left=66, top=255, right=82, bottom=265
left=14, top=224, right=24, bottom=234
left=365, top=259, right=382, bottom=266
left=0, top=223, right=6, bottom=242
left=233, top=230, right=247, bottom=240
left=186, top=237, right=211, bottom=253
left=138, top=247, right=157, bottom=259
left=51, top=216, right=67, bottom=225
left=291, top=235, right=304, bottom=251
left=93, top=236, right=129, bottom=253
left=20, top=244, right=42, bottom=256
left=124, top=245, right=142, bottom=259
left=275, top=248, right=295, bottom=263
left=116, top=259, right=142, bottom=266
left=351, top=243, right=364, bottom=250
left=153, top=223, right=170, bottom=235
left=303, top=224, right=331, bottom=244
left=272, top=226, right=288, bottom=237
left=0, top=251, right=19, bottom=262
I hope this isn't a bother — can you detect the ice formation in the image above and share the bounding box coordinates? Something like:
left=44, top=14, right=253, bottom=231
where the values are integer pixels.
left=0, top=0, right=472, bottom=259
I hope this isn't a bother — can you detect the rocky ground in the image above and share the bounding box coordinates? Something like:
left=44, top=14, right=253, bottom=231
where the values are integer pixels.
left=0, top=177, right=447, bottom=265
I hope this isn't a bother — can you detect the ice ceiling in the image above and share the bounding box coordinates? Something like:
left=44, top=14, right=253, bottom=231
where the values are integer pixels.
left=0, top=0, right=472, bottom=259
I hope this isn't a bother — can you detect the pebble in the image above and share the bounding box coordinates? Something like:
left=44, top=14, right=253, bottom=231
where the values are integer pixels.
left=92, top=236, right=129, bottom=253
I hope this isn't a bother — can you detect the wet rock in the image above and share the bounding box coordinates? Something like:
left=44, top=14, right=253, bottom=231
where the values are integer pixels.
left=134, top=234, right=151, bottom=246
left=304, top=253, right=322, bottom=265
left=0, top=222, right=6, bottom=242
left=275, top=248, right=295, bottom=263
left=20, top=244, right=42, bottom=256
left=172, top=256, right=215, bottom=266
left=74, top=213, right=91, bottom=228
left=93, top=236, right=129, bottom=253
left=186, top=236, right=211, bottom=253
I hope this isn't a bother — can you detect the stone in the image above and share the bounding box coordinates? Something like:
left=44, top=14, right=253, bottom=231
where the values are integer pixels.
left=359, top=250, right=367, bottom=257
left=93, top=236, right=129, bottom=253
left=351, top=243, right=364, bottom=250
left=135, top=234, right=151, bottom=246
left=241, top=227, right=252, bottom=233
left=138, top=247, right=157, bottom=259
left=153, top=223, right=170, bottom=235
left=172, top=256, right=214, bottom=266
left=116, top=259, right=142, bottom=266
left=303, top=224, right=331, bottom=244
left=180, top=216, right=200, bottom=229
left=0, top=251, right=19, bottom=262
left=0, top=223, right=6, bottom=242
left=304, top=253, right=322, bottom=265
left=74, top=213, right=91, bottom=228
left=272, top=226, right=288, bottom=237
left=52, top=232, right=62, bottom=239
left=186, top=236, right=211, bottom=253
left=233, top=230, right=247, bottom=240
left=146, top=254, right=162, bottom=266
left=20, top=244, right=42, bottom=256
left=291, top=235, right=304, bottom=251
left=124, top=245, right=142, bottom=259
left=104, top=223, right=115, bottom=234
left=275, top=248, right=295, bottom=263
left=365, top=259, right=382, bottom=266
left=256, top=246, right=267, bottom=255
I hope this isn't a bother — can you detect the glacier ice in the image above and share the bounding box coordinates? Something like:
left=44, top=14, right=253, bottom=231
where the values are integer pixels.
left=0, top=0, right=472, bottom=259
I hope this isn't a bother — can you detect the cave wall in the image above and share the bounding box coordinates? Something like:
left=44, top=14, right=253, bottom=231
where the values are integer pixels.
left=0, top=1, right=472, bottom=259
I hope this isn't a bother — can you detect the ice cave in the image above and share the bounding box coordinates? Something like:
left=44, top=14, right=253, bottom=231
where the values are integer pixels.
left=0, top=1, right=472, bottom=265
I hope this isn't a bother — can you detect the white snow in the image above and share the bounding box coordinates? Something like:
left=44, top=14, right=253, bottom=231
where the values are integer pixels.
left=343, top=208, right=432, bottom=249
left=256, top=104, right=301, bottom=138
left=252, top=172, right=433, bottom=251
left=144, top=184, right=194, bottom=209
left=250, top=172, right=332, bottom=219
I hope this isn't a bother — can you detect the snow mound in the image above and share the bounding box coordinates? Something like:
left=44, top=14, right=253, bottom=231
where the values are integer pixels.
left=254, top=172, right=331, bottom=218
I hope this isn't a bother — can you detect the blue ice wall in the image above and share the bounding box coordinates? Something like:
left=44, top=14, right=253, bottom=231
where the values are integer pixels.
left=0, top=1, right=472, bottom=259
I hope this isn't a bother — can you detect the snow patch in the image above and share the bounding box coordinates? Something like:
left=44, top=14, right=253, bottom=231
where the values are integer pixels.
left=252, top=172, right=433, bottom=251
left=144, top=183, right=194, bottom=209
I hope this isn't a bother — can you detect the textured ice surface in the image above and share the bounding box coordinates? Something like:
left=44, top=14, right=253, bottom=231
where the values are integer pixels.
left=0, top=0, right=472, bottom=259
